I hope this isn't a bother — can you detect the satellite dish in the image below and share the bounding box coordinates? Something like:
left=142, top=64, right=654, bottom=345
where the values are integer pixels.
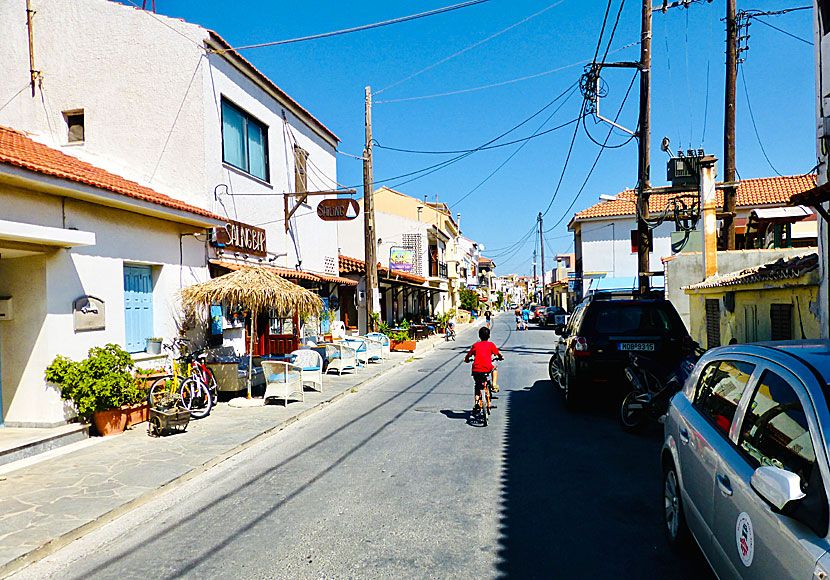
left=660, top=136, right=671, bottom=152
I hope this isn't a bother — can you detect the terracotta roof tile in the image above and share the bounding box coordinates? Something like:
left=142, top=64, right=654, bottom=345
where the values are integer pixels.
left=0, top=126, right=223, bottom=222
left=210, top=259, right=357, bottom=286
left=572, top=174, right=817, bottom=223
left=684, top=253, right=819, bottom=290
left=338, top=255, right=426, bottom=285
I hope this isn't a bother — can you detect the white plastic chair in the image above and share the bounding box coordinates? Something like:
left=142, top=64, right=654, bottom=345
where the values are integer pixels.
left=290, top=349, right=323, bottom=392
left=323, top=342, right=357, bottom=375
left=342, top=337, right=369, bottom=366
left=364, top=333, right=390, bottom=359
left=360, top=336, right=384, bottom=362
left=261, top=360, right=304, bottom=405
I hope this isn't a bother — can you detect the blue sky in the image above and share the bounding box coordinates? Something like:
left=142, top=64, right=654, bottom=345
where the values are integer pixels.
left=139, top=0, right=816, bottom=275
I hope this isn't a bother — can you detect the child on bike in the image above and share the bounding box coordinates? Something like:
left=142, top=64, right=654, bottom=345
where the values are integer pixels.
left=464, top=326, right=503, bottom=414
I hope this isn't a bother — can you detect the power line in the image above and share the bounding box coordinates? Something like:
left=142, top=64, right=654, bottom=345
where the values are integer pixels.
left=545, top=71, right=639, bottom=231
left=751, top=17, right=811, bottom=45
left=373, top=42, right=639, bottom=104
left=374, top=0, right=569, bottom=96
left=739, top=64, right=782, bottom=176
left=207, top=1, right=489, bottom=54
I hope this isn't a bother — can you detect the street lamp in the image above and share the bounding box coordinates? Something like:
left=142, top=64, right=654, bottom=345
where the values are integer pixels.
left=599, top=194, right=619, bottom=202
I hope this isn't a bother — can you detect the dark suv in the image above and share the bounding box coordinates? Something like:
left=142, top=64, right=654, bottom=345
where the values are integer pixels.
left=554, top=291, right=689, bottom=409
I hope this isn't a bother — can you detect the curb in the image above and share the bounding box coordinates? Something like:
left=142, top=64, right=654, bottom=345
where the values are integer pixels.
left=0, top=335, right=447, bottom=579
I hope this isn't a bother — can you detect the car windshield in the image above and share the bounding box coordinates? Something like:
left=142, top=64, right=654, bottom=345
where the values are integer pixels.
left=590, top=302, right=683, bottom=335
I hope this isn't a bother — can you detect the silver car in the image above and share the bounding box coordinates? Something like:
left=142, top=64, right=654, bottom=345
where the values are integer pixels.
left=661, top=341, right=830, bottom=579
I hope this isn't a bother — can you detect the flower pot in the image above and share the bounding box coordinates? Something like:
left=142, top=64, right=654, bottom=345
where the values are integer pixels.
left=124, top=401, right=149, bottom=428
left=92, top=407, right=129, bottom=436
left=146, top=339, right=162, bottom=355
left=137, top=371, right=167, bottom=390
left=390, top=339, right=416, bottom=353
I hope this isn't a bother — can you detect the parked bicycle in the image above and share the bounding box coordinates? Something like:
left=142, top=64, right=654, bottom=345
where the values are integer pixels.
left=148, top=338, right=213, bottom=419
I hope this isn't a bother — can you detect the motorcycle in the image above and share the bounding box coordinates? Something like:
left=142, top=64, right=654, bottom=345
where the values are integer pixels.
left=619, top=338, right=703, bottom=432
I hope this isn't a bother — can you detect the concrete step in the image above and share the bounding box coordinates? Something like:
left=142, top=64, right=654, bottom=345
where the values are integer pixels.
left=0, top=424, right=90, bottom=467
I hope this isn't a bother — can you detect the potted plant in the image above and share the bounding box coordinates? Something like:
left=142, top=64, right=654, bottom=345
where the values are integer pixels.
left=146, top=337, right=163, bottom=355
left=45, top=344, right=145, bottom=436
left=389, top=329, right=415, bottom=353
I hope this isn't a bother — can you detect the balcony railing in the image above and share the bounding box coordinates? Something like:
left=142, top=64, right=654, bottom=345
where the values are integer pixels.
left=429, top=260, right=448, bottom=279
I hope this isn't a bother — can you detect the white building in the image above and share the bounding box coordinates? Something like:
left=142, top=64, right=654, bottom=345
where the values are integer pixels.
left=0, top=0, right=350, bottom=357
left=568, top=175, right=818, bottom=297
left=0, top=126, right=224, bottom=426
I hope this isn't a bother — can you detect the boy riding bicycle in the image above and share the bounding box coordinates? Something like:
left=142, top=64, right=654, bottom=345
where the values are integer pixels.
left=464, top=327, right=503, bottom=415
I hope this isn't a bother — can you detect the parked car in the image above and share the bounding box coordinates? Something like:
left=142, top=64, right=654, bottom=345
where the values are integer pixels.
left=662, top=341, right=830, bottom=580
left=543, top=305, right=568, bottom=327
left=555, top=291, right=689, bottom=408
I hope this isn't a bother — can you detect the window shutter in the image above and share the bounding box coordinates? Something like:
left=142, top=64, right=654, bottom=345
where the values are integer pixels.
left=770, top=303, right=793, bottom=341
left=705, top=299, right=720, bottom=348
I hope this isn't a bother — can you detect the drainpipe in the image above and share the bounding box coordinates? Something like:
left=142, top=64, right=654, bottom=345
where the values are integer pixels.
left=699, top=155, right=719, bottom=280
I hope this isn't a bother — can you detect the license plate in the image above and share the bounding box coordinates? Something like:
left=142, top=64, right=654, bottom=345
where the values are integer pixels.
left=618, top=342, right=655, bottom=352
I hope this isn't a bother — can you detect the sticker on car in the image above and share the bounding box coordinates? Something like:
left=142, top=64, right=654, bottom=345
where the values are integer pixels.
left=618, top=342, right=655, bottom=351
left=736, top=512, right=754, bottom=567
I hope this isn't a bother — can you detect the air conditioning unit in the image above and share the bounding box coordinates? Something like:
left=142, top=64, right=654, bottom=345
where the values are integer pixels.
left=0, top=297, right=12, bottom=321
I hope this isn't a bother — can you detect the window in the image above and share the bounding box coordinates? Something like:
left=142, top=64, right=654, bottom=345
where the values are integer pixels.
left=63, top=110, right=84, bottom=143
left=694, top=359, right=755, bottom=435
left=705, top=299, right=720, bottom=348
left=294, top=145, right=308, bottom=193
left=124, top=265, right=154, bottom=353
left=770, top=303, right=793, bottom=341
left=221, top=99, right=269, bottom=182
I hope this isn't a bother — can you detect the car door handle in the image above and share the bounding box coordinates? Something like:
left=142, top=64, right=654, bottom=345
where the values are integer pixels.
left=716, top=474, right=733, bottom=496
left=679, top=428, right=690, bottom=445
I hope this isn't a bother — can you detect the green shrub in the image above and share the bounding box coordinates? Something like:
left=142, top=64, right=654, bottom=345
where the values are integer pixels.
left=460, top=288, right=479, bottom=311
left=45, top=344, right=142, bottom=420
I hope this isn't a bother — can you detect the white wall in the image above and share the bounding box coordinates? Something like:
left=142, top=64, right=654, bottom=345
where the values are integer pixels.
left=578, top=218, right=674, bottom=278
left=338, top=211, right=429, bottom=274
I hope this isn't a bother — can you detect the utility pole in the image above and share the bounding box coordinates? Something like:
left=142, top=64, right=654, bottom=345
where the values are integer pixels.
left=26, top=0, right=37, bottom=97
left=538, top=212, right=545, bottom=305
left=722, top=0, right=738, bottom=250
left=636, top=0, right=652, bottom=295
left=363, top=86, right=378, bottom=332
left=532, top=248, right=537, bottom=302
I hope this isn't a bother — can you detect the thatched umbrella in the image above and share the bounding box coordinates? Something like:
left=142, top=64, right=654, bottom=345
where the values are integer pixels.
left=180, top=266, right=323, bottom=399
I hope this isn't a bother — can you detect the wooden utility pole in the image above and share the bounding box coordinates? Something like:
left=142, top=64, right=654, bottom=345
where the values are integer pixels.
left=722, top=0, right=738, bottom=250
left=636, top=0, right=652, bottom=294
left=532, top=248, right=537, bottom=302
left=26, top=0, right=37, bottom=97
left=363, top=86, right=378, bottom=332
left=538, top=212, right=545, bottom=305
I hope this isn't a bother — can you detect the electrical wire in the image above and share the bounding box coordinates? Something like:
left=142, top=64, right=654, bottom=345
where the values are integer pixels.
left=208, top=1, right=489, bottom=54
left=701, top=4, right=714, bottom=147
left=452, top=88, right=579, bottom=206
left=739, top=64, right=783, bottom=177
left=540, top=102, right=583, bottom=218
left=118, top=0, right=205, bottom=49
left=0, top=81, right=32, bottom=114
left=750, top=17, right=811, bottom=45
left=374, top=0, right=569, bottom=96
left=373, top=42, right=639, bottom=104
left=544, top=71, right=638, bottom=230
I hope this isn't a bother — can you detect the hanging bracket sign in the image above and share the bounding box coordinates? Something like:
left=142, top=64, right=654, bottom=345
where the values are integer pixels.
left=317, top=198, right=360, bottom=221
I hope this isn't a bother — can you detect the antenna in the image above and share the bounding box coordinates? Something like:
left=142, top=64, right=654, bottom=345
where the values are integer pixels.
left=142, top=0, right=156, bottom=13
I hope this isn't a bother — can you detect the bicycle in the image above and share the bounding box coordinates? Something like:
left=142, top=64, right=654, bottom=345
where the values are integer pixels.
left=148, top=339, right=213, bottom=420
left=470, top=357, right=502, bottom=427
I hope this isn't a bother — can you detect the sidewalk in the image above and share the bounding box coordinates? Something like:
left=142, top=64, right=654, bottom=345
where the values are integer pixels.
left=0, top=325, right=480, bottom=578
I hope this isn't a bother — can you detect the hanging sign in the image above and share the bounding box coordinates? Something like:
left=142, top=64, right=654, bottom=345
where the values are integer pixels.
left=211, top=220, right=267, bottom=257
left=317, top=198, right=360, bottom=221
left=389, top=247, right=414, bottom=272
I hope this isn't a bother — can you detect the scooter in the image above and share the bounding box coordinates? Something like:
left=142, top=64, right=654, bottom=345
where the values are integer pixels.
left=619, top=338, right=703, bottom=432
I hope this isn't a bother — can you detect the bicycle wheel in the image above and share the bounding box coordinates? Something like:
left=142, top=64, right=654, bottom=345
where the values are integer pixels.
left=148, top=375, right=174, bottom=409
left=180, top=378, right=212, bottom=419
left=203, top=366, right=218, bottom=400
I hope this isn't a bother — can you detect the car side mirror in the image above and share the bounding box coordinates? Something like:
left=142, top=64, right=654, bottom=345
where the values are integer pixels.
left=750, top=466, right=806, bottom=510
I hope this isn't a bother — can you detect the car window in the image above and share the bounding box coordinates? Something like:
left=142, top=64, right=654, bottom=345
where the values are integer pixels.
left=738, top=371, right=815, bottom=490
left=694, top=360, right=756, bottom=436
left=568, top=305, right=586, bottom=335
left=589, top=303, right=680, bottom=334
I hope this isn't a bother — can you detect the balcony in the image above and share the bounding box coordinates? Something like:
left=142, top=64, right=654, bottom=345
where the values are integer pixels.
left=429, top=260, right=448, bottom=279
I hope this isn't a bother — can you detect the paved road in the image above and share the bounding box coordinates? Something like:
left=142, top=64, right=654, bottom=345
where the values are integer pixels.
left=11, top=314, right=714, bottom=580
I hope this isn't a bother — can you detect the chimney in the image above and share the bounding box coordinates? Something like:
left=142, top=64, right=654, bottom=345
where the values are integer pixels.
left=457, top=213, right=461, bottom=232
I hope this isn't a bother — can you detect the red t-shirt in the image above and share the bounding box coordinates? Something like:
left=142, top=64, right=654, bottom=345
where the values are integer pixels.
left=467, top=340, right=500, bottom=373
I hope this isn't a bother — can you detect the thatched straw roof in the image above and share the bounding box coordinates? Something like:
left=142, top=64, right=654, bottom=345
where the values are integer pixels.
left=180, top=266, right=323, bottom=316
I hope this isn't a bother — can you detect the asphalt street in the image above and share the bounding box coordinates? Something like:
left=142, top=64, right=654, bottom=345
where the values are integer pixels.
left=10, top=314, right=714, bottom=580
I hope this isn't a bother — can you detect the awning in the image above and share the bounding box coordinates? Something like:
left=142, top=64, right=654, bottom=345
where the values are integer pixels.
left=209, top=260, right=357, bottom=286
left=0, top=218, right=95, bottom=258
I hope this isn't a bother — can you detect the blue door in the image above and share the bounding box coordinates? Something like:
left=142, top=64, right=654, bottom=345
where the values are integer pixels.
left=124, top=265, right=153, bottom=353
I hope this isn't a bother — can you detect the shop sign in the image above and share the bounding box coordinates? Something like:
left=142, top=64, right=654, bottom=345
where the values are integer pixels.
left=317, top=198, right=360, bottom=221
left=389, top=247, right=414, bottom=272
left=211, top=220, right=267, bottom=257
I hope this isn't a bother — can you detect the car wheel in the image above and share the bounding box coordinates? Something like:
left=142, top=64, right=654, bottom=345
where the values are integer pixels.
left=564, top=372, right=581, bottom=410
left=548, top=355, right=565, bottom=390
left=663, top=460, right=691, bottom=551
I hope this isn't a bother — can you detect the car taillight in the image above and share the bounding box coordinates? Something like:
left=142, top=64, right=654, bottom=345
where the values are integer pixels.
left=574, top=336, right=590, bottom=356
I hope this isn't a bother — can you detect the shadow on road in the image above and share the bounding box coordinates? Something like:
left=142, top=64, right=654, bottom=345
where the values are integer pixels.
left=494, top=379, right=714, bottom=580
